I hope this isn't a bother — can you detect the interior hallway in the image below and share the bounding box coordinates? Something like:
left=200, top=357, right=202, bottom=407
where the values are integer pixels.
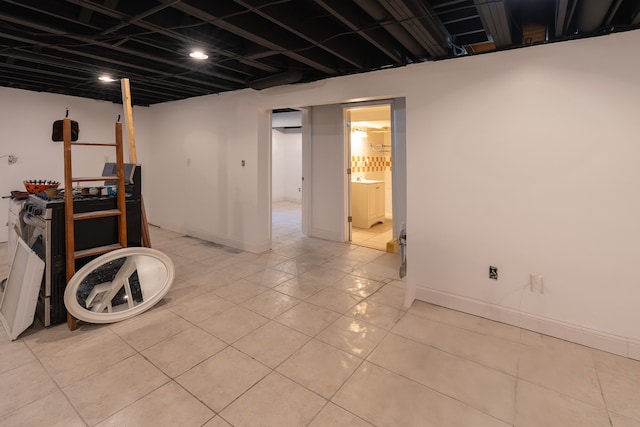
left=273, top=200, right=392, bottom=252
left=0, top=205, right=639, bottom=426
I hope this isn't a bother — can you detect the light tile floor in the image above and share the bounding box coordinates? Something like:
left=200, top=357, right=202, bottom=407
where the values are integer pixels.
left=0, top=204, right=639, bottom=426
left=274, top=199, right=393, bottom=252
left=352, top=221, right=393, bottom=252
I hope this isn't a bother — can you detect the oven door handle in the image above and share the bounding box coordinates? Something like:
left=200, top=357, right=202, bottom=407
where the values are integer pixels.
left=23, top=211, right=45, bottom=228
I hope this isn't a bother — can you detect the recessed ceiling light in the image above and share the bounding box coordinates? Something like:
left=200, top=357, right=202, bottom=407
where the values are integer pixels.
left=98, top=75, right=116, bottom=82
left=189, top=50, right=208, bottom=60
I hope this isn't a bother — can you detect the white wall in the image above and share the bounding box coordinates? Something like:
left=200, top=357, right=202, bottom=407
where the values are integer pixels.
left=0, top=87, right=151, bottom=243
left=404, top=35, right=640, bottom=356
left=271, top=129, right=302, bottom=203
left=146, top=92, right=271, bottom=252
left=309, top=104, right=346, bottom=241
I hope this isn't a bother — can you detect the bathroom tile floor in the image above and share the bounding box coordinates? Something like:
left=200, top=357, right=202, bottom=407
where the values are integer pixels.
left=352, top=221, right=393, bottom=252
left=0, top=203, right=639, bottom=426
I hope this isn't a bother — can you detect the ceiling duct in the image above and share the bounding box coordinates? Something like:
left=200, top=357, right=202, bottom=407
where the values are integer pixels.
left=353, top=0, right=426, bottom=58
left=603, top=0, right=624, bottom=26
left=473, top=0, right=512, bottom=48
left=576, top=0, right=615, bottom=33
left=633, top=2, right=640, bottom=25
left=248, top=68, right=303, bottom=90
left=376, top=0, right=450, bottom=58
left=555, top=0, right=572, bottom=38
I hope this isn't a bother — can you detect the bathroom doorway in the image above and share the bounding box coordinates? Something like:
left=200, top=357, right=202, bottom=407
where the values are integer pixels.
left=346, top=104, right=393, bottom=251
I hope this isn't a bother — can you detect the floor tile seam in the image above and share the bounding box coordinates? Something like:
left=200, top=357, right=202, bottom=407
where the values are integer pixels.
left=272, top=357, right=348, bottom=402
left=209, top=284, right=272, bottom=306
left=340, top=306, right=407, bottom=332
left=7, top=335, right=46, bottom=371
left=515, top=377, right=611, bottom=412
left=363, top=348, right=518, bottom=424
left=171, top=302, right=244, bottom=330
left=55, top=381, right=91, bottom=426
left=360, top=289, right=406, bottom=312
left=594, top=367, right=615, bottom=426
left=229, top=322, right=313, bottom=365
left=320, top=321, right=399, bottom=401
left=593, top=362, right=640, bottom=385
left=169, top=344, right=245, bottom=385
left=306, top=401, right=376, bottom=427
left=238, top=298, right=304, bottom=321
left=139, top=328, right=231, bottom=378
left=386, top=330, right=519, bottom=378
left=0, top=357, right=75, bottom=422
left=206, top=360, right=286, bottom=416
left=33, top=328, right=141, bottom=390
left=271, top=306, right=342, bottom=339
left=57, top=354, right=173, bottom=425
left=400, top=311, right=527, bottom=347
left=300, top=296, right=359, bottom=316
left=109, top=320, right=194, bottom=353
left=86, top=377, right=175, bottom=427
left=24, top=323, right=114, bottom=356
left=357, top=358, right=516, bottom=426
left=607, top=411, right=640, bottom=425
left=57, top=352, right=154, bottom=393
left=238, top=288, right=305, bottom=314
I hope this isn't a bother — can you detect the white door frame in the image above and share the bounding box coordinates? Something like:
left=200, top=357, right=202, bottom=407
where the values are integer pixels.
left=300, top=107, right=311, bottom=236
left=341, top=98, right=406, bottom=242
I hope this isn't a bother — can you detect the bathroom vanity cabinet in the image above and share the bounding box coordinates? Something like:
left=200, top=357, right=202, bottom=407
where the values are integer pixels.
left=352, top=180, right=385, bottom=228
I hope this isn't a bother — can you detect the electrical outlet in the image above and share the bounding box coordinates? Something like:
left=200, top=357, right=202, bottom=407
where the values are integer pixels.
left=530, top=274, right=544, bottom=294
left=489, top=266, right=498, bottom=280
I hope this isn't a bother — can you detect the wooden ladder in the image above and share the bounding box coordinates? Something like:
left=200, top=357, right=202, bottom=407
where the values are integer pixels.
left=63, top=118, right=127, bottom=330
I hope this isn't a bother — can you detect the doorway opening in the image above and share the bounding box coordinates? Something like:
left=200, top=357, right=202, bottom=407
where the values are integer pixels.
left=271, top=109, right=304, bottom=242
left=347, top=104, right=393, bottom=251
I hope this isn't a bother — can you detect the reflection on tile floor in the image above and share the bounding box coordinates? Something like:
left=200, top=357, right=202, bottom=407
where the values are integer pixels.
left=0, top=202, right=639, bottom=426
left=352, top=220, right=393, bottom=252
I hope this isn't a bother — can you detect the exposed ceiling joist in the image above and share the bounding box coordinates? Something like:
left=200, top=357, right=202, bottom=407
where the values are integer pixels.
left=170, top=1, right=339, bottom=75
left=474, top=0, right=511, bottom=48
left=555, top=0, right=572, bottom=38
left=314, top=0, right=404, bottom=63
left=379, top=0, right=450, bottom=57
left=353, top=0, right=428, bottom=58
left=64, top=0, right=279, bottom=74
left=233, top=0, right=364, bottom=70
left=1, top=0, right=638, bottom=106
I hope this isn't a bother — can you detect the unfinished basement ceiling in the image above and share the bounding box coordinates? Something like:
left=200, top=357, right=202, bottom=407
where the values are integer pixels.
left=1, top=0, right=639, bottom=106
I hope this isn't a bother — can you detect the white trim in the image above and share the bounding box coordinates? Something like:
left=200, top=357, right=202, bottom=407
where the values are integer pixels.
left=629, top=340, right=640, bottom=361
left=415, top=286, right=639, bottom=361
left=310, top=228, right=343, bottom=242
left=154, top=222, right=271, bottom=254
left=301, top=107, right=311, bottom=237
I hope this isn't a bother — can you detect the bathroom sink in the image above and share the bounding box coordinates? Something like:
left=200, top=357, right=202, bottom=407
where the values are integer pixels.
left=352, top=179, right=383, bottom=184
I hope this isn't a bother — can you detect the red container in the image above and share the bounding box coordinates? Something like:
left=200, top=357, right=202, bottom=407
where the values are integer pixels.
left=23, top=180, right=60, bottom=194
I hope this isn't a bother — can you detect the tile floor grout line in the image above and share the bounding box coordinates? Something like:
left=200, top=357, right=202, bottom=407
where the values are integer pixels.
left=593, top=365, right=615, bottom=427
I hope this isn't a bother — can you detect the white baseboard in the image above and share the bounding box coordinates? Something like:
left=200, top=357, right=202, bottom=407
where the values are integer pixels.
left=415, top=286, right=639, bottom=361
left=156, top=222, right=271, bottom=254
left=310, top=228, right=342, bottom=242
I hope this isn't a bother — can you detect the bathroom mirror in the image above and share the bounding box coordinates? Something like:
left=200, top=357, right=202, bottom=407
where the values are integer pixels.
left=64, top=248, right=175, bottom=323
